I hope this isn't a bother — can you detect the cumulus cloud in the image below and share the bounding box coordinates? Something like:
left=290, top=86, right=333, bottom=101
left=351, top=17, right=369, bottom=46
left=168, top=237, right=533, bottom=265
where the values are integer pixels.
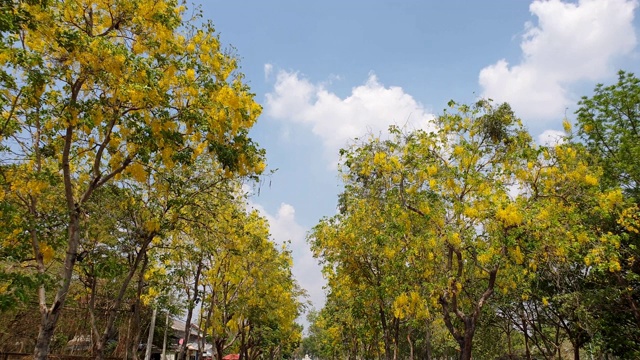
left=479, top=0, right=638, bottom=122
left=538, top=129, right=567, bottom=146
left=249, top=201, right=326, bottom=314
left=265, top=69, right=436, bottom=166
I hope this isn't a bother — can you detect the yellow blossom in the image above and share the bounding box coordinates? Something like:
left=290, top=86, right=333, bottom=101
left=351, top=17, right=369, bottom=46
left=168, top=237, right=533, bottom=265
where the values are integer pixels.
left=186, top=68, right=196, bottom=80
left=496, top=203, right=523, bottom=227
left=127, top=162, right=148, bottom=183
left=584, top=174, right=598, bottom=186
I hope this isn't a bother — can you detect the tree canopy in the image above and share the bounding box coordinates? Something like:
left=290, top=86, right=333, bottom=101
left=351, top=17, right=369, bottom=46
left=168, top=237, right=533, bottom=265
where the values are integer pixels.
left=1, top=2, right=301, bottom=360
left=307, top=95, right=640, bottom=360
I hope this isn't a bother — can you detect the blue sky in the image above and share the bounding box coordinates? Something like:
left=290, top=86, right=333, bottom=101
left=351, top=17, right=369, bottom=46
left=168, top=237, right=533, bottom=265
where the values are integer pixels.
left=194, top=0, right=640, bottom=314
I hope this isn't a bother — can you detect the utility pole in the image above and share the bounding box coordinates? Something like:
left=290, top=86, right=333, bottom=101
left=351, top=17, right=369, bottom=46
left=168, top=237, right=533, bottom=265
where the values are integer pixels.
left=145, top=307, right=158, bottom=360
left=161, top=311, right=170, bottom=360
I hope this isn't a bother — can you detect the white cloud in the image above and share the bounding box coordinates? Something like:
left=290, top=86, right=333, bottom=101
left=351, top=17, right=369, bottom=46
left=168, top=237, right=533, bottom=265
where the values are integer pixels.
left=265, top=70, right=436, bottom=166
left=264, top=63, right=273, bottom=80
left=249, top=201, right=326, bottom=316
left=538, top=129, right=567, bottom=146
left=479, top=0, right=638, bottom=122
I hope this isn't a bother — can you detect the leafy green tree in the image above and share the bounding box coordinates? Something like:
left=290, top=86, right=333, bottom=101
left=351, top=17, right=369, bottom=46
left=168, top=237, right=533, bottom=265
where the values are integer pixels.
left=574, top=70, right=640, bottom=357
left=576, top=70, right=640, bottom=199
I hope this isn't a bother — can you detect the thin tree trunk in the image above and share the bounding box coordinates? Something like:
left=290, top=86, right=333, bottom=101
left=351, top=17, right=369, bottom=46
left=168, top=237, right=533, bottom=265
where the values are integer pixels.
left=177, top=261, right=203, bottom=360
left=507, top=325, right=513, bottom=357
left=239, top=324, right=246, bottom=360
left=34, top=95, right=87, bottom=360
left=392, top=318, right=399, bottom=360
left=197, top=287, right=207, bottom=355
left=88, top=272, right=101, bottom=358
left=522, top=314, right=531, bottom=360
left=407, top=328, right=414, bottom=360
left=424, top=319, right=433, bottom=360
left=125, top=314, right=132, bottom=360
left=201, top=292, right=213, bottom=360
left=378, top=305, right=392, bottom=360
left=95, top=241, right=153, bottom=360
left=131, top=255, right=149, bottom=360
left=215, top=341, right=224, bottom=360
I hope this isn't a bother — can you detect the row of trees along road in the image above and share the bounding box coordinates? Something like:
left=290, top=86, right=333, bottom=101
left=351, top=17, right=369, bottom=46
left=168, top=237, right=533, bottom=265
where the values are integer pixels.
left=305, top=73, right=640, bottom=360
left=0, top=1, right=303, bottom=360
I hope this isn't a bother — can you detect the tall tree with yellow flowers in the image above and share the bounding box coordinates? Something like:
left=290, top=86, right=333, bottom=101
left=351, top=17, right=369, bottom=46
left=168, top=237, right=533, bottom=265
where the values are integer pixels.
left=310, top=154, right=434, bottom=360
left=196, top=208, right=303, bottom=360
left=315, top=101, right=605, bottom=360
left=162, top=172, right=248, bottom=360
left=0, top=1, right=264, bottom=359
left=78, top=156, right=244, bottom=360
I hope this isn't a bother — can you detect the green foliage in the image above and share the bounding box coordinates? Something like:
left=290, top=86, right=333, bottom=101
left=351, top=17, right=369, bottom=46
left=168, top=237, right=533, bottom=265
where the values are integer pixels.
left=574, top=70, right=640, bottom=358
left=577, top=70, right=640, bottom=199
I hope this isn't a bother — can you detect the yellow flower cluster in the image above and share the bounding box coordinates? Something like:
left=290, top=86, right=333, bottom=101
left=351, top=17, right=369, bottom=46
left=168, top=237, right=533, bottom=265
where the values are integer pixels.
left=511, top=245, right=524, bottom=265
left=618, top=205, right=640, bottom=234
left=126, top=163, right=148, bottom=183
left=496, top=203, right=523, bottom=227
left=598, top=189, right=623, bottom=211
left=393, top=291, right=429, bottom=320
left=463, top=206, right=479, bottom=218
left=477, top=251, right=492, bottom=265
left=584, top=174, right=599, bottom=186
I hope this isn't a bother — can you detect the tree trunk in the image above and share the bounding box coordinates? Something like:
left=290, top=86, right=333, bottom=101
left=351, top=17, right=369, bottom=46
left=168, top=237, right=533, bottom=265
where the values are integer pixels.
left=215, top=340, right=224, bottom=360
left=392, top=318, right=399, bottom=360
left=522, top=314, right=531, bottom=360
left=88, top=272, right=102, bottom=359
left=239, top=324, right=246, bottom=360
left=407, top=329, right=414, bottom=360
left=458, top=320, right=476, bottom=360
left=460, top=340, right=473, bottom=360
left=95, top=241, right=152, bottom=360
left=424, top=319, right=433, bottom=360
left=33, top=317, right=55, bottom=360
left=130, top=255, right=149, bottom=360
left=197, top=287, right=208, bottom=356
left=378, top=305, right=392, bottom=360
left=202, top=293, right=213, bottom=355
left=33, top=213, right=82, bottom=360
left=177, top=261, right=203, bottom=360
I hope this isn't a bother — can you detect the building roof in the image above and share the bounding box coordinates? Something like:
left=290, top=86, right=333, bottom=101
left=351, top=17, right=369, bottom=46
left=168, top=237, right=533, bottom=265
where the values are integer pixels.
left=171, top=319, right=201, bottom=336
